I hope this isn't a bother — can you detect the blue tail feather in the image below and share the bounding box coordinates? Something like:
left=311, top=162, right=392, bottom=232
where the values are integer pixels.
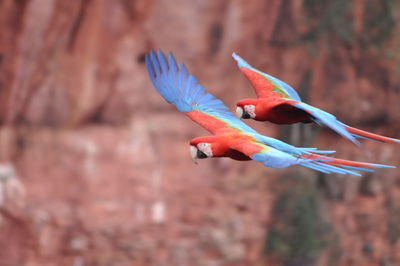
left=300, top=161, right=361, bottom=176
left=370, top=163, right=396, bottom=169
left=313, top=162, right=359, bottom=175
left=341, top=166, right=375, bottom=173
left=299, top=147, right=336, bottom=154
left=300, top=162, right=331, bottom=174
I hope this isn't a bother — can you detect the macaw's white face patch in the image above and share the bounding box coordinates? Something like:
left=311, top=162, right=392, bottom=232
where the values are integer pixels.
left=190, top=146, right=199, bottom=164
left=244, top=105, right=256, bottom=118
left=197, top=142, right=213, bottom=157
left=235, top=106, right=244, bottom=118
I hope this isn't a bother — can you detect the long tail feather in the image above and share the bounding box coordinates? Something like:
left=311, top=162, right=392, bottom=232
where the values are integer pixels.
left=313, top=162, right=360, bottom=175
left=298, top=147, right=336, bottom=154
left=302, top=154, right=396, bottom=169
left=299, top=161, right=360, bottom=176
left=344, top=124, right=400, bottom=144
left=341, top=165, right=375, bottom=173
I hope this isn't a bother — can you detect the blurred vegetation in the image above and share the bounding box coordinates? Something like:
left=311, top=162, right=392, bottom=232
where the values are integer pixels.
left=302, top=0, right=354, bottom=45
left=361, top=0, right=396, bottom=47
left=264, top=174, right=338, bottom=266
left=386, top=198, right=400, bottom=245
left=301, top=0, right=396, bottom=49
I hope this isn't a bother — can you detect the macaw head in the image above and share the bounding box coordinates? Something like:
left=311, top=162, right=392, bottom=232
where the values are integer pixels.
left=189, top=136, right=226, bottom=164
left=236, top=99, right=257, bottom=120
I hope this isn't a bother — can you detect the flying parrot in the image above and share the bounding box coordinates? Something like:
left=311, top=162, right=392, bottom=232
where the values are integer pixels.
left=232, top=53, right=400, bottom=147
left=145, top=50, right=394, bottom=176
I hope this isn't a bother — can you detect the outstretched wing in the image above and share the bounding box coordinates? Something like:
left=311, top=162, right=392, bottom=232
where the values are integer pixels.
left=291, top=101, right=361, bottom=147
left=146, top=50, right=258, bottom=135
left=232, top=53, right=301, bottom=101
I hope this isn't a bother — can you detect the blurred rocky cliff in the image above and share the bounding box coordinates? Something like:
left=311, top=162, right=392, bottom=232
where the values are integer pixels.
left=0, top=0, right=399, bottom=265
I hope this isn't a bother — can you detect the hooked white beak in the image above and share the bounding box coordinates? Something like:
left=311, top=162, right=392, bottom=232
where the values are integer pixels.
left=190, top=146, right=198, bottom=164
left=236, top=106, right=244, bottom=119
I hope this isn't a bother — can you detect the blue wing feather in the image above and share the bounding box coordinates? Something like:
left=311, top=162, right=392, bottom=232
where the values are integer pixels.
left=157, top=51, right=168, bottom=74
left=168, top=53, right=178, bottom=76
left=146, top=50, right=258, bottom=134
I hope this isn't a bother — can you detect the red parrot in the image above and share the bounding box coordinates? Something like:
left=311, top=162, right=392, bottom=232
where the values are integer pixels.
left=232, top=53, right=400, bottom=147
left=145, top=50, right=395, bottom=175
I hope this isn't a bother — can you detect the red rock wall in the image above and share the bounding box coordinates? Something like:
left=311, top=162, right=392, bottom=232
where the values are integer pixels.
left=0, top=0, right=399, bottom=265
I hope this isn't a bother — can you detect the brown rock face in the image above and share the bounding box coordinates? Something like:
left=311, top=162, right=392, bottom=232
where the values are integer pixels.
left=0, top=0, right=399, bottom=265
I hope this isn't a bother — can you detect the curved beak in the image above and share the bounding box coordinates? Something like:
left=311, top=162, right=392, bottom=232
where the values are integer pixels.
left=190, top=146, right=198, bottom=164
left=235, top=106, right=244, bottom=119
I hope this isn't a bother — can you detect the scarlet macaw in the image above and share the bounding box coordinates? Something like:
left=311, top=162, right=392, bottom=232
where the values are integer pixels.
left=145, top=50, right=394, bottom=175
left=232, top=53, right=400, bottom=147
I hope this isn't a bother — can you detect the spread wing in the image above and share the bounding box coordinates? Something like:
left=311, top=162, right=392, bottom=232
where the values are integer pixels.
left=232, top=53, right=301, bottom=101
left=146, top=50, right=258, bottom=135
left=291, top=101, right=361, bottom=146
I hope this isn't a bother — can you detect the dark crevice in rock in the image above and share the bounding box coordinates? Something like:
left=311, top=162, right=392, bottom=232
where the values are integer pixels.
left=209, top=23, right=223, bottom=55
left=67, top=0, right=91, bottom=51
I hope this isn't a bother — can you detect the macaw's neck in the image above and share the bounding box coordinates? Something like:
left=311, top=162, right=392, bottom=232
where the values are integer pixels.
left=189, top=135, right=251, bottom=161
left=255, top=98, right=312, bottom=124
left=239, top=98, right=305, bottom=123
left=253, top=98, right=286, bottom=121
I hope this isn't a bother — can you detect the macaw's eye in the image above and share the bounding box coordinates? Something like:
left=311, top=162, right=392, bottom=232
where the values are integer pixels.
left=243, top=105, right=256, bottom=119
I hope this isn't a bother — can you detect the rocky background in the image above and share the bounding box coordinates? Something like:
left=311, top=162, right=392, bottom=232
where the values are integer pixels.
left=0, top=0, right=399, bottom=265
